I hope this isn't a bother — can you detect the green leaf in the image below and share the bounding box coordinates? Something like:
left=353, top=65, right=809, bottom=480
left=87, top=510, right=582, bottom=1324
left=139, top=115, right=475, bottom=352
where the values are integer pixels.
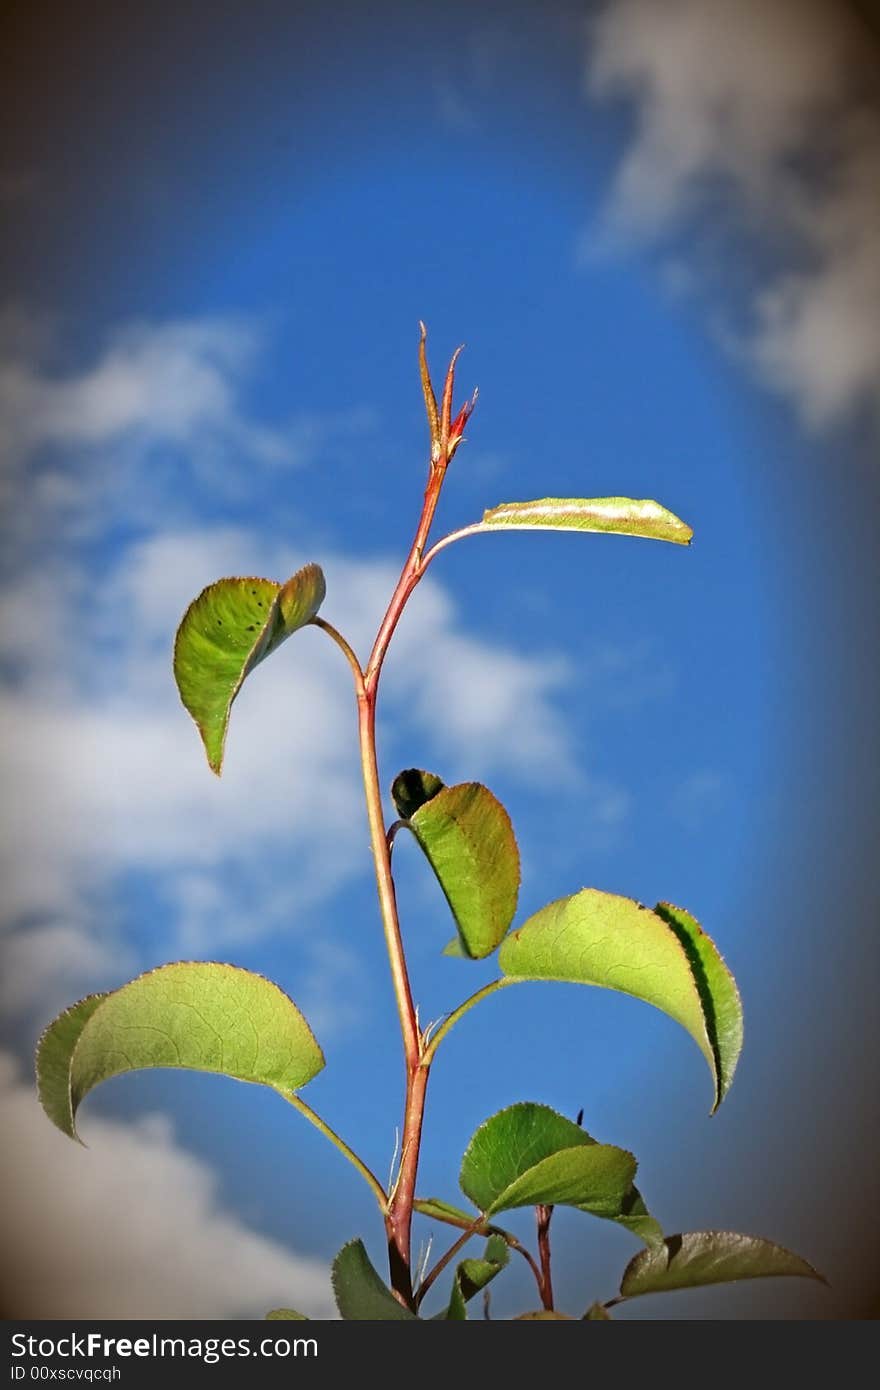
left=331, top=1240, right=418, bottom=1320
left=265, top=1309, right=309, bottom=1320
left=442, top=1280, right=468, bottom=1321
left=413, top=1196, right=479, bottom=1227
left=620, top=1232, right=826, bottom=1298
left=433, top=1236, right=509, bottom=1321
left=35, top=994, right=108, bottom=1140
left=460, top=1103, right=646, bottom=1235
left=584, top=1302, right=611, bottom=1320
left=498, top=889, right=742, bottom=1111
left=653, top=902, right=743, bottom=1104
left=439, top=1235, right=509, bottom=1320
left=480, top=497, right=693, bottom=545
left=37, top=962, right=324, bottom=1139
left=394, top=774, right=521, bottom=959
left=391, top=768, right=445, bottom=820
left=616, top=1188, right=665, bottom=1249
left=487, top=1145, right=635, bottom=1216
left=174, top=563, right=326, bottom=774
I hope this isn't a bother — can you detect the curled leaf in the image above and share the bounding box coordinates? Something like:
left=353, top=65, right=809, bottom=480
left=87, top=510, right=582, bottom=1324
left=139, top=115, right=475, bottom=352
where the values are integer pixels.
left=499, top=890, right=742, bottom=1110
left=174, top=563, right=326, bottom=774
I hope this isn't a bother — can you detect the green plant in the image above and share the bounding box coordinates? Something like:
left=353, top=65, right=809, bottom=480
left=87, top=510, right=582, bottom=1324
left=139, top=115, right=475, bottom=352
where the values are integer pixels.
left=36, top=328, right=823, bottom=1319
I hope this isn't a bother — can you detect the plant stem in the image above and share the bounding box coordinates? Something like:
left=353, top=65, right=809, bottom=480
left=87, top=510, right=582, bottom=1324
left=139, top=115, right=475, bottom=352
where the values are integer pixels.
left=420, top=978, right=516, bottom=1065
left=354, top=339, right=468, bottom=1306
left=419, top=521, right=487, bottom=569
left=357, top=692, right=419, bottom=1069
left=279, top=1090, right=387, bottom=1213
left=309, top=616, right=365, bottom=690
left=415, top=1221, right=482, bottom=1309
left=411, top=1201, right=546, bottom=1300
left=386, top=818, right=409, bottom=854
left=365, top=460, right=448, bottom=690
left=536, top=1203, right=555, bottom=1310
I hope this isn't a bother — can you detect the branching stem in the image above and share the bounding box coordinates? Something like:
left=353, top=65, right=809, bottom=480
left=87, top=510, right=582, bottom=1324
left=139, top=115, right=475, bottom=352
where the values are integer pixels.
left=411, top=1200, right=545, bottom=1302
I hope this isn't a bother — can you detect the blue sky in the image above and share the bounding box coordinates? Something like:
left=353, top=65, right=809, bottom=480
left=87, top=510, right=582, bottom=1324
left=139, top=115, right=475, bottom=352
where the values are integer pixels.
left=2, top=0, right=878, bottom=1319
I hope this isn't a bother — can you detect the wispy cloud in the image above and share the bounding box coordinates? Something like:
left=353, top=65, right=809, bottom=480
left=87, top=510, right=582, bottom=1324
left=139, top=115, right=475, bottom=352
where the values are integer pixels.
left=0, top=1052, right=334, bottom=1318
left=584, top=0, right=880, bottom=432
left=0, top=524, right=583, bottom=1021
left=0, top=310, right=376, bottom=553
left=0, top=316, right=278, bottom=464
left=0, top=307, right=630, bottom=1030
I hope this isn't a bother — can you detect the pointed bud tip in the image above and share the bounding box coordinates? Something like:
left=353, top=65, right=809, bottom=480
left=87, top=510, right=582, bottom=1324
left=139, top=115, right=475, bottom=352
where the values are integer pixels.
left=418, top=320, right=427, bottom=340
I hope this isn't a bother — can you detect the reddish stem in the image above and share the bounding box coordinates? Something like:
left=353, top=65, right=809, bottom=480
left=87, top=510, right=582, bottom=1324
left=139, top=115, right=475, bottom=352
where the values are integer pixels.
left=356, top=335, right=469, bottom=1307
left=536, top=1204, right=555, bottom=1311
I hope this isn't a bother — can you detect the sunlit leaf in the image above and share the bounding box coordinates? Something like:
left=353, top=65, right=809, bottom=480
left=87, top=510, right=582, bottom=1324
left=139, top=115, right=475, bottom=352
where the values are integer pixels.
left=620, top=1232, right=826, bottom=1298
left=37, top=962, right=324, bottom=1140
left=480, top=497, right=692, bottom=545
left=174, top=563, right=326, bottom=774
left=392, top=772, right=520, bottom=959
left=499, top=889, right=742, bottom=1110
left=331, top=1239, right=417, bottom=1320
left=460, top=1103, right=653, bottom=1240
left=265, top=1309, right=309, bottom=1320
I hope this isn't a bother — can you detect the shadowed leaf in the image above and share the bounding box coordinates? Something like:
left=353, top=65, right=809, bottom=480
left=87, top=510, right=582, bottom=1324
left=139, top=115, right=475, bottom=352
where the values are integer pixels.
left=481, top=497, right=692, bottom=545
left=37, top=962, right=324, bottom=1139
left=332, top=1240, right=417, bottom=1320
left=499, top=889, right=741, bottom=1110
left=620, top=1232, right=826, bottom=1298
left=174, top=562, right=326, bottom=774
left=391, top=768, right=445, bottom=820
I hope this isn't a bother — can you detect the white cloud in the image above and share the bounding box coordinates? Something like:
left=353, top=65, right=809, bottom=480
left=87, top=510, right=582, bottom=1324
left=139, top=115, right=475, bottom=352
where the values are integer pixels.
left=0, top=317, right=275, bottom=464
left=0, top=312, right=377, bottom=551
left=0, top=523, right=583, bottom=1016
left=0, top=925, right=135, bottom=1022
left=0, top=1052, right=334, bottom=1319
left=585, top=0, right=880, bottom=431
left=0, top=309, right=633, bottom=1025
